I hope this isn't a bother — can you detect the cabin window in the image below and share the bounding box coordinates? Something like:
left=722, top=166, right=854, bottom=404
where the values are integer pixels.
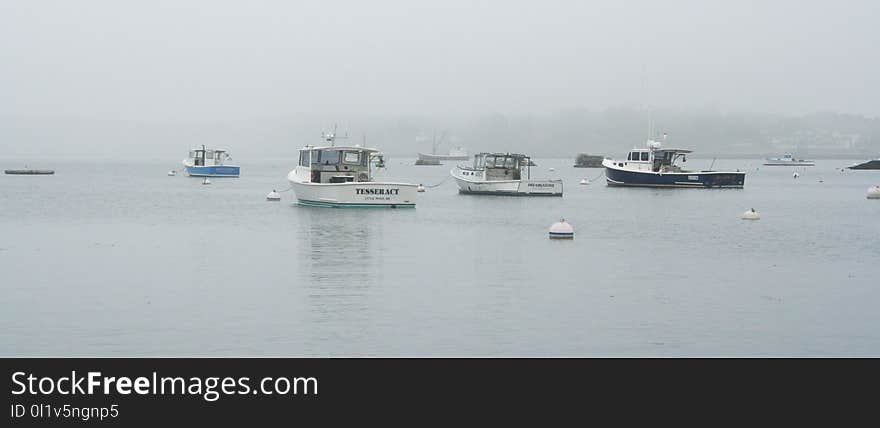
left=504, top=157, right=515, bottom=168
left=188, top=151, right=195, bottom=158
left=641, top=152, right=649, bottom=161
left=631, top=152, right=640, bottom=161
left=343, top=151, right=360, bottom=165
left=484, top=156, right=495, bottom=168
left=319, top=150, right=340, bottom=165
left=299, top=151, right=309, bottom=167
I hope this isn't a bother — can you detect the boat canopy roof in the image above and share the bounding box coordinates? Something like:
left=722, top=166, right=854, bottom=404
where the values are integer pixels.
left=191, top=147, right=228, bottom=152
left=651, top=147, right=692, bottom=154
left=302, top=145, right=381, bottom=154
left=476, top=152, right=530, bottom=159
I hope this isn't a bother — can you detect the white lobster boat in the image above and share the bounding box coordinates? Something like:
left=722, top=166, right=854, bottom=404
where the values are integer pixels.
left=287, top=130, right=418, bottom=208
left=451, top=152, right=563, bottom=196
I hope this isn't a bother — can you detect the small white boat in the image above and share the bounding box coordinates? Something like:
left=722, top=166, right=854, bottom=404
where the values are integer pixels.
left=417, top=147, right=469, bottom=162
left=763, top=154, right=814, bottom=166
left=287, top=130, right=418, bottom=208
left=415, top=131, right=468, bottom=164
left=451, top=152, right=563, bottom=196
left=182, top=145, right=240, bottom=177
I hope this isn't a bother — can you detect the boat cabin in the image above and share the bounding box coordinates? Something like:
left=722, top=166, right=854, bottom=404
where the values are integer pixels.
left=466, top=152, right=532, bottom=180
left=189, top=146, right=231, bottom=167
left=618, top=144, right=691, bottom=173
left=298, top=146, right=381, bottom=183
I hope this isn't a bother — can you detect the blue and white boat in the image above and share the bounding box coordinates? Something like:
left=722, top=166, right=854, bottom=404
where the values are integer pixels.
left=182, top=145, right=240, bottom=177
left=603, top=137, right=745, bottom=188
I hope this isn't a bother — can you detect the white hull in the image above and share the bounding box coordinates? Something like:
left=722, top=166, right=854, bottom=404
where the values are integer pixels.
left=451, top=170, right=562, bottom=196
left=418, top=152, right=469, bottom=161
left=287, top=170, right=417, bottom=207
left=763, top=161, right=815, bottom=166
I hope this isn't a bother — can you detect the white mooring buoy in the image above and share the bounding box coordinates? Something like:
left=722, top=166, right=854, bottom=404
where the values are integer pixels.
left=266, top=190, right=281, bottom=201
left=167, top=170, right=176, bottom=176
left=417, top=184, right=426, bottom=192
left=580, top=179, right=588, bottom=185
left=793, top=172, right=800, bottom=179
left=741, top=208, right=761, bottom=220
left=548, top=167, right=556, bottom=172
left=549, top=218, right=574, bottom=239
left=867, top=185, right=880, bottom=199
left=202, top=177, right=211, bottom=185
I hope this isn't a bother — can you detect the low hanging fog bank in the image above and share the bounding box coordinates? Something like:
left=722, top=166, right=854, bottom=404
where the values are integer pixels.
left=2, top=1, right=878, bottom=159
left=2, top=109, right=877, bottom=159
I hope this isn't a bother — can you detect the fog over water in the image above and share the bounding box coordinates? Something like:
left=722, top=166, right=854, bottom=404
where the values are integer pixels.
left=2, top=1, right=879, bottom=156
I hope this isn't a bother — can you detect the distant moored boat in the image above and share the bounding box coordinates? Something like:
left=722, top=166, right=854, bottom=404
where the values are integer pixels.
left=5, top=169, right=54, bottom=175
left=848, top=159, right=880, bottom=170
left=763, top=154, right=814, bottom=166
left=573, top=153, right=605, bottom=168
left=182, top=145, right=240, bottom=177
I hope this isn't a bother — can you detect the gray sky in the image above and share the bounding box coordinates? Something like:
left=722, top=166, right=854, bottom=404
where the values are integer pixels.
left=2, top=0, right=879, bottom=122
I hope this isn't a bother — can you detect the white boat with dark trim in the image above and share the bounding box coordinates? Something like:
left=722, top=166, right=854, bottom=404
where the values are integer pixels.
left=763, top=154, right=814, bottom=166
left=182, top=145, right=240, bottom=177
left=287, top=131, right=418, bottom=208
left=603, top=137, right=745, bottom=188
left=451, top=152, right=563, bottom=196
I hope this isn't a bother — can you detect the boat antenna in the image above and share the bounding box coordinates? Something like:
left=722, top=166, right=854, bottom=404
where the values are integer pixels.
left=321, top=124, right=348, bottom=147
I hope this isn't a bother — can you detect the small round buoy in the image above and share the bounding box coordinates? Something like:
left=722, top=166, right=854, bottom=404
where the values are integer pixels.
left=579, top=179, right=588, bottom=185
left=168, top=170, right=176, bottom=176
left=867, top=185, right=880, bottom=199
left=266, top=190, right=281, bottom=201
left=417, top=184, right=426, bottom=192
left=202, top=177, right=211, bottom=185
left=549, top=218, right=574, bottom=239
left=793, top=172, right=800, bottom=179
left=741, top=208, right=760, bottom=220
left=548, top=167, right=555, bottom=172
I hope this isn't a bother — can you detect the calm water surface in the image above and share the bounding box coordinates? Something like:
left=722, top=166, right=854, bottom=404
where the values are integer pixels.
left=1, top=156, right=878, bottom=356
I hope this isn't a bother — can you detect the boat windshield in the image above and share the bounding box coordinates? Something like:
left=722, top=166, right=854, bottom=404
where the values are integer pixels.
left=318, top=150, right=340, bottom=165
left=652, top=150, right=676, bottom=172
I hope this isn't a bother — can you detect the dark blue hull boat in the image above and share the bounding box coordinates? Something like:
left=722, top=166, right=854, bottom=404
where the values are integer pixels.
left=605, top=164, right=745, bottom=188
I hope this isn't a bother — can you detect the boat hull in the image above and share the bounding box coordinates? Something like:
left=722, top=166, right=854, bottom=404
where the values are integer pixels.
left=848, top=160, right=880, bottom=170
left=287, top=175, right=417, bottom=208
left=604, top=162, right=745, bottom=188
left=452, top=175, right=563, bottom=196
left=763, top=161, right=814, bottom=166
left=418, top=153, right=469, bottom=161
left=4, top=170, right=54, bottom=175
left=184, top=165, right=240, bottom=177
